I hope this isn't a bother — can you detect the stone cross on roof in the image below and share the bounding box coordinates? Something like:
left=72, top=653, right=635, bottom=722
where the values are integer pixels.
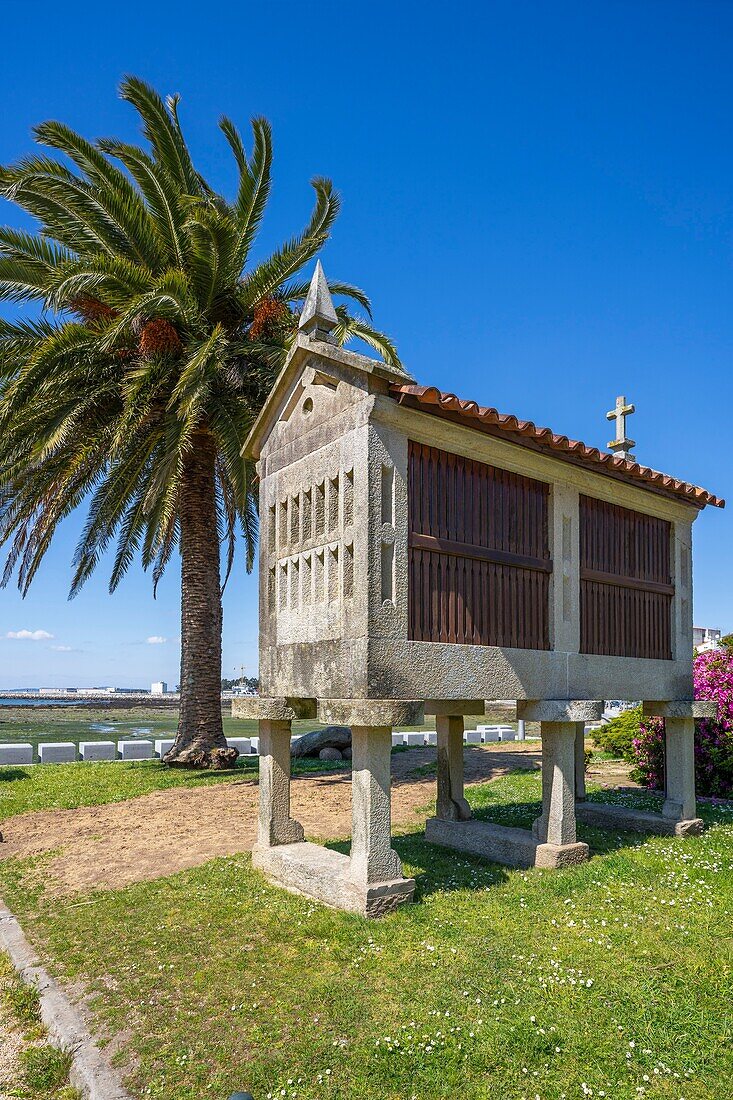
left=299, top=260, right=339, bottom=344
left=606, top=395, right=636, bottom=461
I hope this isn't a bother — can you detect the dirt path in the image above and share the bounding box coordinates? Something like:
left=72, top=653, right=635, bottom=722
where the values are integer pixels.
left=0, top=744, right=632, bottom=897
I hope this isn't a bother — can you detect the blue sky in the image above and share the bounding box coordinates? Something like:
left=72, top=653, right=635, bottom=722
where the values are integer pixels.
left=1, top=0, right=731, bottom=688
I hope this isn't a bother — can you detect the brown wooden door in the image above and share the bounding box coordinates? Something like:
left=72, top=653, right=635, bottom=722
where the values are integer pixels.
left=579, top=495, right=673, bottom=660
left=408, top=442, right=552, bottom=649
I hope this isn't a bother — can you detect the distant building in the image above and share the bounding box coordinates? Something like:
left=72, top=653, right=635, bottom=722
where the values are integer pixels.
left=151, top=681, right=168, bottom=695
left=84, top=686, right=145, bottom=695
left=694, top=626, right=722, bottom=653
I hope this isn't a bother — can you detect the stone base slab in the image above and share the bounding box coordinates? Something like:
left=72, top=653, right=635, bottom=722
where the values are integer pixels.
left=252, top=841, right=415, bottom=917
left=576, top=802, right=704, bottom=837
left=425, top=817, right=589, bottom=870
left=534, top=840, right=590, bottom=867
left=232, top=697, right=317, bottom=721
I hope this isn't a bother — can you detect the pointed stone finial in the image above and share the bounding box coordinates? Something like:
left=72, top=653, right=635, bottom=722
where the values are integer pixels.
left=299, top=260, right=338, bottom=343
left=606, top=395, right=636, bottom=461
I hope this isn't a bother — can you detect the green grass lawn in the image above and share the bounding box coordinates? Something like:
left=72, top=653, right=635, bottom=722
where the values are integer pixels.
left=0, top=766, right=731, bottom=1100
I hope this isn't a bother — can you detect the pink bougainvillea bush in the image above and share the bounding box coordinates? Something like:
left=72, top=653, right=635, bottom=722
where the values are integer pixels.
left=632, top=650, right=733, bottom=799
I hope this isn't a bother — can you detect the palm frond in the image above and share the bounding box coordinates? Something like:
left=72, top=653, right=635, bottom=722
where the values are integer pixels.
left=119, top=76, right=200, bottom=195
left=0, top=75, right=400, bottom=608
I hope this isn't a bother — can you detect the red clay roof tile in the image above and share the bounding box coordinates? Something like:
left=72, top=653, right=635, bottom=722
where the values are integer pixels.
left=390, top=384, right=725, bottom=510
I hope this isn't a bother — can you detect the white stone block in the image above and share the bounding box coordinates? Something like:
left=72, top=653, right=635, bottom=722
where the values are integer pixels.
left=249, top=736, right=260, bottom=755
left=498, top=727, right=516, bottom=741
left=38, top=742, right=77, bottom=764
left=480, top=726, right=501, bottom=742
left=79, top=741, right=117, bottom=761
left=464, top=731, right=483, bottom=744
left=405, top=732, right=424, bottom=746
left=391, top=733, right=406, bottom=747
left=424, top=731, right=438, bottom=746
left=227, top=737, right=251, bottom=755
left=118, top=740, right=153, bottom=760
left=0, top=743, right=33, bottom=766
left=154, top=739, right=176, bottom=759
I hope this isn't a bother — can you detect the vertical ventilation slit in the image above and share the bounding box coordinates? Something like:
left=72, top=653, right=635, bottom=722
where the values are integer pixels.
left=315, top=482, right=325, bottom=539
left=315, top=550, right=324, bottom=602
left=290, top=494, right=300, bottom=548
left=381, top=541, right=394, bottom=604
left=343, top=469, right=354, bottom=526
left=343, top=543, right=354, bottom=596
left=303, top=488, right=312, bottom=542
left=328, top=475, right=340, bottom=533
left=381, top=464, right=394, bottom=526
left=290, top=557, right=300, bottom=608
left=328, top=546, right=339, bottom=602
left=302, top=553, right=312, bottom=605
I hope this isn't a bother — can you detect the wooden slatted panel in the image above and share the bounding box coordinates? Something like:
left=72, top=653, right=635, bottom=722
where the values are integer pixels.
left=579, top=495, right=673, bottom=660
left=408, top=442, right=551, bottom=649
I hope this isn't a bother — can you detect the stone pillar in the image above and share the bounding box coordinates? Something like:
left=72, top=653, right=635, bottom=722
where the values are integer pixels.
left=350, top=725, right=403, bottom=884
left=436, top=715, right=472, bottom=821
left=256, top=720, right=304, bottom=848
left=574, top=722, right=587, bottom=801
left=533, top=722, right=578, bottom=845
left=517, top=719, right=526, bottom=742
left=663, top=717, right=696, bottom=822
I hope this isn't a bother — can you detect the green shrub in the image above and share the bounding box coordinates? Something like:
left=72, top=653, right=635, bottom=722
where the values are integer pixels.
left=592, top=706, right=642, bottom=762
left=633, top=650, right=733, bottom=797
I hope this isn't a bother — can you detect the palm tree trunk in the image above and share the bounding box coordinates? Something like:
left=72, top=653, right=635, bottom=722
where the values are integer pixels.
left=164, top=433, right=236, bottom=769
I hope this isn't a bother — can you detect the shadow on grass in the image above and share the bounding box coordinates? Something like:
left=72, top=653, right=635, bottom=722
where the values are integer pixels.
left=324, top=831, right=511, bottom=899
left=0, top=768, right=32, bottom=783
left=324, top=779, right=668, bottom=903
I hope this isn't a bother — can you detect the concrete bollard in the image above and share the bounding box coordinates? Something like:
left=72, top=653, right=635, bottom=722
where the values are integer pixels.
left=227, top=737, right=251, bottom=756
left=79, top=741, right=117, bottom=761
left=38, top=743, right=77, bottom=764
left=118, top=740, right=154, bottom=760
left=154, top=738, right=176, bottom=759
left=0, top=744, right=34, bottom=766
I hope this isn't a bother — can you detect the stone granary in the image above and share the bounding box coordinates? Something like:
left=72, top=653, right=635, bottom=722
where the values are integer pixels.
left=234, top=263, right=724, bottom=916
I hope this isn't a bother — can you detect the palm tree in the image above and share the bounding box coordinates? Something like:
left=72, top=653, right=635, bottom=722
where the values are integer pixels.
left=0, top=77, right=399, bottom=767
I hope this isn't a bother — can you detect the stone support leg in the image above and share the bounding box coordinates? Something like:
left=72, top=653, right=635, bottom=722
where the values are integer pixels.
left=350, top=726, right=403, bottom=884
left=436, top=715, right=472, bottom=821
left=532, top=722, right=588, bottom=865
left=256, top=720, right=304, bottom=849
left=663, top=718, right=697, bottom=823
left=574, top=723, right=587, bottom=802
